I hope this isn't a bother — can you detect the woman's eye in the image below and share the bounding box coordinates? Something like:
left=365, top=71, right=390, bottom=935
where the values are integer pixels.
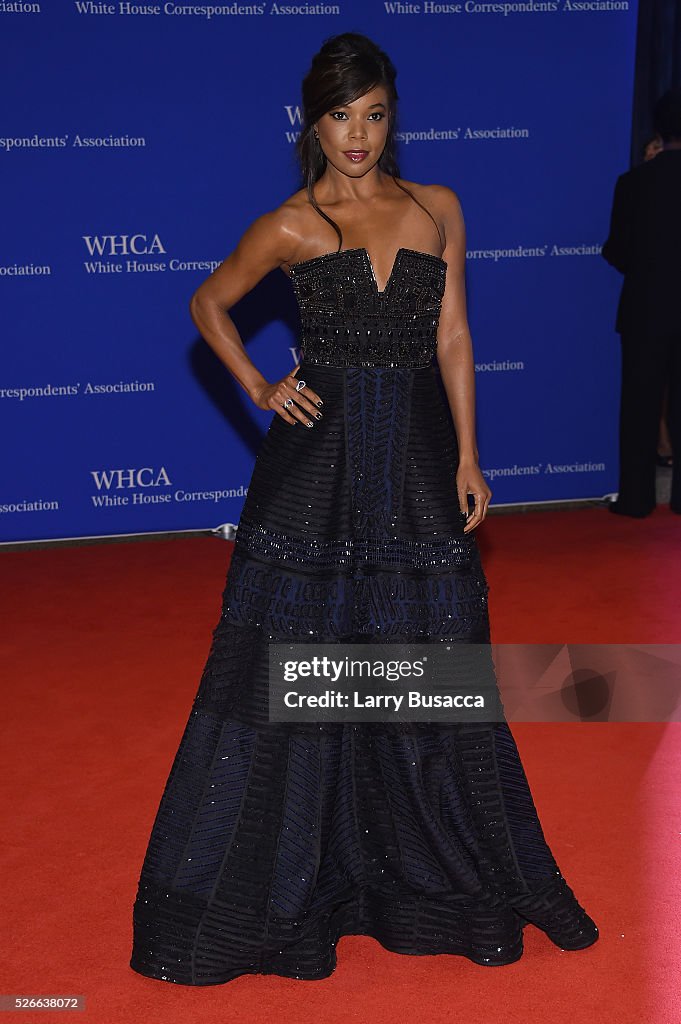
left=328, top=111, right=385, bottom=122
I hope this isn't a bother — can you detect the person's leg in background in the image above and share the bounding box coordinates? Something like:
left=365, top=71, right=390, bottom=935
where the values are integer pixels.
left=610, top=329, right=670, bottom=517
left=657, top=383, right=674, bottom=465
left=666, top=334, right=681, bottom=513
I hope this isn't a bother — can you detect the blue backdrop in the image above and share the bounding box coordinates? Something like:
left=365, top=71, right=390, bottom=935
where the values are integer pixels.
left=1, top=1, right=638, bottom=544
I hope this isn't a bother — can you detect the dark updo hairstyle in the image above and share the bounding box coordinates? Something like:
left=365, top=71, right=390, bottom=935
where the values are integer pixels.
left=653, top=87, right=681, bottom=143
left=295, top=32, right=441, bottom=250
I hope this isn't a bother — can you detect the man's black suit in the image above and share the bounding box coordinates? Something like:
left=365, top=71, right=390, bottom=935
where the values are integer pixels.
left=602, top=147, right=681, bottom=516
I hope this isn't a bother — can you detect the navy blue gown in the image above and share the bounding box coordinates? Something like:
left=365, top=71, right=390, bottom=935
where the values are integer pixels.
left=129, top=244, right=598, bottom=985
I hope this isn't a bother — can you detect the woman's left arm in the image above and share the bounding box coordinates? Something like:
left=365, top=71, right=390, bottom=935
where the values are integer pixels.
left=433, top=186, right=491, bottom=531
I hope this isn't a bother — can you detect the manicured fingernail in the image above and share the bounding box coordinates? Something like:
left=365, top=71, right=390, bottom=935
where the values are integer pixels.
left=306, top=421, right=314, bottom=428
left=316, top=400, right=323, bottom=407
left=315, top=412, right=323, bottom=420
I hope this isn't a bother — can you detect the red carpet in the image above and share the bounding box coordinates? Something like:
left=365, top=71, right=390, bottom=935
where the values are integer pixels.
left=1, top=504, right=679, bottom=1023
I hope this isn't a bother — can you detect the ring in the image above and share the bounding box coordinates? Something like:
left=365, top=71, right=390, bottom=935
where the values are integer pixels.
left=283, top=398, right=294, bottom=410
left=295, top=379, right=307, bottom=392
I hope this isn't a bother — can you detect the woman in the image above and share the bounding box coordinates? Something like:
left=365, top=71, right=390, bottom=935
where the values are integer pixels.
left=130, top=32, right=599, bottom=986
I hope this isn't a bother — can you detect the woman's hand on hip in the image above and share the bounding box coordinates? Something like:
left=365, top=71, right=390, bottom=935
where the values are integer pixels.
left=250, top=365, right=323, bottom=427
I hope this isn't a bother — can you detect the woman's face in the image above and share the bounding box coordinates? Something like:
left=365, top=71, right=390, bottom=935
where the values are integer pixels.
left=315, top=85, right=390, bottom=176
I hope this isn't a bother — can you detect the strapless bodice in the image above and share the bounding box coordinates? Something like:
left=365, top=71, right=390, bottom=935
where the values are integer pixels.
left=288, top=247, right=447, bottom=368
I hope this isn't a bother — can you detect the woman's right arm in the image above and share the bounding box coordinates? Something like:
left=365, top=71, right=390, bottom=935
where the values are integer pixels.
left=189, top=206, right=322, bottom=425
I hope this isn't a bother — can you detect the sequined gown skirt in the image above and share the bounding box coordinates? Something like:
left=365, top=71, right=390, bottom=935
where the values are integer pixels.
left=130, top=248, right=597, bottom=984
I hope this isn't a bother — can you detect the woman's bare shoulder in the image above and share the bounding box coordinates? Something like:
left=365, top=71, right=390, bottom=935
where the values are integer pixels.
left=397, top=177, right=462, bottom=213
left=231, top=188, right=314, bottom=271
left=255, top=187, right=322, bottom=267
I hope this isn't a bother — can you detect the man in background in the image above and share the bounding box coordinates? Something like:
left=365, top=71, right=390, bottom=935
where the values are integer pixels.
left=602, top=88, right=681, bottom=517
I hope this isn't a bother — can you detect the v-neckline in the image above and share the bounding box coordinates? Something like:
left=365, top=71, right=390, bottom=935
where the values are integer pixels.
left=288, top=246, right=445, bottom=296
left=358, top=247, right=404, bottom=295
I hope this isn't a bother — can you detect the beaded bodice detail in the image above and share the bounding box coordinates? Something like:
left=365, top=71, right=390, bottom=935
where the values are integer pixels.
left=289, top=246, right=447, bottom=368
